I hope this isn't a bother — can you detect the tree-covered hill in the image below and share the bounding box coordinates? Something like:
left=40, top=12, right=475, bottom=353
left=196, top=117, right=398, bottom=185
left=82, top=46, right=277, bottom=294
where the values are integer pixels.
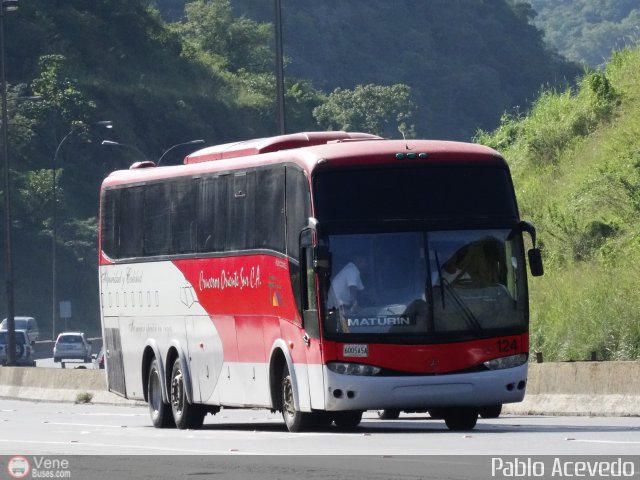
left=159, top=0, right=580, bottom=140
left=0, top=0, right=581, bottom=337
left=528, top=0, right=640, bottom=66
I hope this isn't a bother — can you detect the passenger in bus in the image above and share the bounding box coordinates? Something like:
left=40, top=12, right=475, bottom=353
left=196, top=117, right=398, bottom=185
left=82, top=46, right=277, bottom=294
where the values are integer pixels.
left=435, top=239, right=502, bottom=287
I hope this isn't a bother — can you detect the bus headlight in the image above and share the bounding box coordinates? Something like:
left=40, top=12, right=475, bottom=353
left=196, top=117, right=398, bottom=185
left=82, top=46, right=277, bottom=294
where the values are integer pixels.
left=327, top=362, right=381, bottom=376
left=483, top=353, right=528, bottom=370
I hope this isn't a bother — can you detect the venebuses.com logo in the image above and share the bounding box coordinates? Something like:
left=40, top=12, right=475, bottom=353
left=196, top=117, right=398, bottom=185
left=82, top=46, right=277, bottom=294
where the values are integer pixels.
left=6, top=456, right=71, bottom=478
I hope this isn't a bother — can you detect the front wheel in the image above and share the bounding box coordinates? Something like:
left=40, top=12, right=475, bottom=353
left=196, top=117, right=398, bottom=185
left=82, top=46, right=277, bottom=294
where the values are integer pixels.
left=170, top=358, right=206, bottom=430
left=280, top=364, right=311, bottom=432
left=333, top=410, right=363, bottom=429
left=148, top=358, right=174, bottom=428
left=443, top=407, right=479, bottom=431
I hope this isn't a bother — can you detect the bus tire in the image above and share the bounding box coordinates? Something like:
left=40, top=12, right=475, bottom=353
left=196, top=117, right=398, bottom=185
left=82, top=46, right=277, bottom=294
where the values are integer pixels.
left=333, top=410, right=363, bottom=429
left=444, top=407, right=478, bottom=431
left=280, top=364, right=311, bottom=432
left=377, top=409, right=401, bottom=420
left=428, top=408, right=446, bottom=419
left=170, top=358, right=205, bottom=430
left=148, top=358, right=174, bottom=428
left=309, top=411, right=333, bottom=429
left=479, top=404, right=502, bottom=418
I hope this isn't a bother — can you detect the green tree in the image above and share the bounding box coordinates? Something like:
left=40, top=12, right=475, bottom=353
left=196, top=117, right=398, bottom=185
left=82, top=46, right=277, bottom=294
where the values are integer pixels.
left=175, top=0, right=273, bottom=73
left=313, top=84, right=416, bottom=138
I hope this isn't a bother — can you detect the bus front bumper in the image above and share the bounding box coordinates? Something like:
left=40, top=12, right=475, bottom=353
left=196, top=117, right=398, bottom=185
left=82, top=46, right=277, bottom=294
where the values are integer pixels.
left=321, top=363, right=527, bottom=411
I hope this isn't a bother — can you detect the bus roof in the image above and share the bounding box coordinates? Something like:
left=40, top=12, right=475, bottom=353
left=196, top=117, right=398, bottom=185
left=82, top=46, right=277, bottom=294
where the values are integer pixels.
left=184, top=131, right=381, bottom=163
left=101, top=132, right=506, bottom=188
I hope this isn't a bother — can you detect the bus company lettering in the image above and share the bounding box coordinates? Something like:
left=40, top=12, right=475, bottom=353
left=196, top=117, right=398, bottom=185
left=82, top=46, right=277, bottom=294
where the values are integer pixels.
left=199, top=266, right=262, bottom=291
left=101, top=268, right=143, bottom=288
left=347, top=316, right=412, bottom=327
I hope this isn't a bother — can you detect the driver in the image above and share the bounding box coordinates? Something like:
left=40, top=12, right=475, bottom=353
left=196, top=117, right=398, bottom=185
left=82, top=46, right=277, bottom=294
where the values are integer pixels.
left=327, top=254, right=368, bottom=314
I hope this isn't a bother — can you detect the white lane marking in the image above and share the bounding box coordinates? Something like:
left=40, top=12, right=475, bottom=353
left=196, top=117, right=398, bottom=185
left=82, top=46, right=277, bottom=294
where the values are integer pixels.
left=0, top=438, right=259, bottom=454
left=568, top=439, right=640, bottom=444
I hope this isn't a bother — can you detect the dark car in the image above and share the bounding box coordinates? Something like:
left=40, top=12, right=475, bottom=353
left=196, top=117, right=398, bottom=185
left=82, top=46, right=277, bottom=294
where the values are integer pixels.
left=0, top=330, right=36, bottom=366
left=53, top=332, right=92, bottom=363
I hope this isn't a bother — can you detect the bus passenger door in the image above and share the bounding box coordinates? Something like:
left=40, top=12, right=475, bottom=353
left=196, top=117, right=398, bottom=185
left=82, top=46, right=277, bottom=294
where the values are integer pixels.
left=300, top=229, right=325, bottom=410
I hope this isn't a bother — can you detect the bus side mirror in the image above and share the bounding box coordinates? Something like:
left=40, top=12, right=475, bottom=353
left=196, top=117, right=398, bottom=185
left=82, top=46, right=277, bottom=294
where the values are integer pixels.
left=528, top=248, right=544, bottom=277
left=518, top=220, right=544, bottom=277
left=313, top=245, right=332, bottom=277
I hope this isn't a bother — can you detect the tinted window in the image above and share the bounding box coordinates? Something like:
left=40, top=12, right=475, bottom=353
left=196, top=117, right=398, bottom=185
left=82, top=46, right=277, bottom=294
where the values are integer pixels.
left=101, top=189, right=120, bottom=258
left=172, top=178, right=196, bottom=254
left=255, top=167, right=286, bottom=252
left=197, top=174, right=229, bottom=252
left=314, top=166, right=517, bottom=223
left=102, top=167, right=292, bottom=259
left=144, top=183, right=171, bottom=256
left=119, top=186, right=144, bottom=258
left=227, top=171, right=255, bottom=251
left=286, top=167, right=311, bottom=259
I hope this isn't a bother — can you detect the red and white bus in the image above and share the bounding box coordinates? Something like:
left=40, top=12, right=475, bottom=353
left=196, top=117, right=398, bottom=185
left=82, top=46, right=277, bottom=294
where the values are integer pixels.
left=98, top=131, right=543, bottom=431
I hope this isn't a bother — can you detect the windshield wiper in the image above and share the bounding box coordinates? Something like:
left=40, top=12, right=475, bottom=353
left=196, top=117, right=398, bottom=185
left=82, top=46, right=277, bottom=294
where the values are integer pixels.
left=434, top=251, right=446, bottom=309
left=441, top=279, right=483, bottom=333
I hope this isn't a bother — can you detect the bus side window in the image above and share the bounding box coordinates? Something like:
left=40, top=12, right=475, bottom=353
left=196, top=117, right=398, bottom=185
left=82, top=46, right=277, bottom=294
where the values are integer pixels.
left=197, top=174, right=228, bottom=253
left=143, top=182, right=171, bottom=256
left=171, top=177, right=196, bottom=254
left=119, top=186, right=144, bottom=258
left=255, top=167, right=285, bottom=253
left=101, top=188, right=120, bottom=259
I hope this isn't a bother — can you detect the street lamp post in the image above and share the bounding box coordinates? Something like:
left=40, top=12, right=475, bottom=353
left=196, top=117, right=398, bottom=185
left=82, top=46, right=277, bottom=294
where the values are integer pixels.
left=156, top=139, right=204, bottom=166
left=1, top=0, right=18, bottom=365
left=51, top=121, right=112, bottom=340
left=274, top=0, right=286, bottom=135
left=101, top=140, right=147, bottom=162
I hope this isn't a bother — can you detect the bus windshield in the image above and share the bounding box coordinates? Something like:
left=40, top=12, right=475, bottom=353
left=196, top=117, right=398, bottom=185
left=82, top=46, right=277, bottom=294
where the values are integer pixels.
left=322, top=229, right=527, bottom=340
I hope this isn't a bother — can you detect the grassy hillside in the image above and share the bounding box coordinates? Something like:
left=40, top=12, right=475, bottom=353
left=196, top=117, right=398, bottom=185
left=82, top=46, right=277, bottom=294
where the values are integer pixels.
left=476, top=45, right=640, bottom=361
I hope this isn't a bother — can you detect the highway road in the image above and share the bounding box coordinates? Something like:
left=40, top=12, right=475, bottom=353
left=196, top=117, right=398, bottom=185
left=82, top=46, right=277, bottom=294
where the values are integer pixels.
left=1, top=399, right=638, bottom=479
left=1, top=399, right=639, bottom=455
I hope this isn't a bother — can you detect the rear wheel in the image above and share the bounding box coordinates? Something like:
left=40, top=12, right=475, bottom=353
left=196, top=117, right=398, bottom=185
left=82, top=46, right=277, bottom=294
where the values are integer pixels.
left=377, top=409, right=401, bottom=420
left=479, top=404, right=502, bottom=418
left=170, top=358, right=206, bottom=430
left=428, top=408, right=445, bottom=419
left=148, top=358, right=174, bottom=428
left=280, top=364, right=311, bottom=432
left=333, top=410, right=363, bottom=429
left=443, top=407, right=479, bottom=431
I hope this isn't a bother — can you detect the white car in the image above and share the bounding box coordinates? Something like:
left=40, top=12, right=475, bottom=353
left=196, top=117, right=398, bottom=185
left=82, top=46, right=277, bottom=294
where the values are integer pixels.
left=54, top=332, right=92, bottom=363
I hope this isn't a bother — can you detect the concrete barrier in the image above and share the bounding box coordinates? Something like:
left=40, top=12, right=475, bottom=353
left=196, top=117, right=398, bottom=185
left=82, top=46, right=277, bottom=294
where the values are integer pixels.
left=503, top=361, right=640, bottom=417
left=0, top=365, right=141, bottom=405
left=0, top=361, right=638, bottom=415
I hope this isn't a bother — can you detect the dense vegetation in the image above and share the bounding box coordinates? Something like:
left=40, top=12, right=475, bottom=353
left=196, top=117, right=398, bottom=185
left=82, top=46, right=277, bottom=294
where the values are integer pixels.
left=476, top=45, right=640, bottom=361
